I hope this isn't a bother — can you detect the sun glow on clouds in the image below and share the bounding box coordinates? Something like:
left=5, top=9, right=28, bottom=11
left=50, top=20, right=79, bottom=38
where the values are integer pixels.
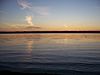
left=26, top=16, right=34, bottom=26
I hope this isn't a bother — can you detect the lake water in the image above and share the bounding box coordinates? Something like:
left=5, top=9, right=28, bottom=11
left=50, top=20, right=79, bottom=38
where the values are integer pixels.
left=0, top=33, right=100, bottom=75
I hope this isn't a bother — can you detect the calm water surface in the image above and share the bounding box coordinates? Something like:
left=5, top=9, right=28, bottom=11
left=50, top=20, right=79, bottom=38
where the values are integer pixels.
left=0, top=33, right=100, bottom=74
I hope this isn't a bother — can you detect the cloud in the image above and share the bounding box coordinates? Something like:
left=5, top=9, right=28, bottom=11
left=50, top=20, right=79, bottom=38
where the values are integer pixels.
left=17, top=0, right=34, bottom=27
left=17, top=0, right=49, bottom=16
left=33, top=6, right=49, bottom=16
left=17, top=0, right=32, bottom=9
left=17, top=0, right=49, bottom=29
left=25, top=16, right=34, bottom=26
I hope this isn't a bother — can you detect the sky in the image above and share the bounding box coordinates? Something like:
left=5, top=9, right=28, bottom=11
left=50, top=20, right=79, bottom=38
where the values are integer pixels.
left=0, top=0, right=100, bottom=31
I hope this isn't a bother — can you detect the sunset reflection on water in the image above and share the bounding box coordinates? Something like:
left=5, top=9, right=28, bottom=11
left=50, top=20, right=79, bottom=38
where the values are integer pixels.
left=0, top=33, right=100, bottom=74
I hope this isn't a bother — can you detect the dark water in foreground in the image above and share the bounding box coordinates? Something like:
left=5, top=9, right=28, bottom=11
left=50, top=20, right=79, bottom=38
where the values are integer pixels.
left=0, top=33, right=100, bottom=75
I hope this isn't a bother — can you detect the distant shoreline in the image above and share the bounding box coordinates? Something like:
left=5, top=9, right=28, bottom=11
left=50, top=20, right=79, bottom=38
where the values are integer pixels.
left=0, top=31, right=100, bottom=34
left=0, top=70, right=100, bottom=75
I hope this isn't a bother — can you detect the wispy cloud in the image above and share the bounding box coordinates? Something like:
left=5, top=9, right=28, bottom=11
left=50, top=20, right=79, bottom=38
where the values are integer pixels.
left=33, top=6, right=49, bottom=16
left=17, top=0, right=32, bottom=9
left=17, top=0, right=49, bottom=16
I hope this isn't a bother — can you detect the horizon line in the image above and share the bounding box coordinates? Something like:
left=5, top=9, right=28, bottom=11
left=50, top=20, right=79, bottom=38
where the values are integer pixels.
left=0, top=30, right=100, bottom=34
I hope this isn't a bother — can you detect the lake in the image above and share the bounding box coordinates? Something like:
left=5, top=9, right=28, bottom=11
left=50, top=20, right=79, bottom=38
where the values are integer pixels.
left=0, top=33, right=100, bottom=75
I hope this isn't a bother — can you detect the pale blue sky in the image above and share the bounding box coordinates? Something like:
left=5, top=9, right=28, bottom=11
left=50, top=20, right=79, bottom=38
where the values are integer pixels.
left=0, top=0, right=100, bottom=31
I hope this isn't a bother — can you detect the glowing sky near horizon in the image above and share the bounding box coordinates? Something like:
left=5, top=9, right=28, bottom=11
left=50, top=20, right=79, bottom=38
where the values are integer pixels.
left=0, top=0, right=100, bottom=31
